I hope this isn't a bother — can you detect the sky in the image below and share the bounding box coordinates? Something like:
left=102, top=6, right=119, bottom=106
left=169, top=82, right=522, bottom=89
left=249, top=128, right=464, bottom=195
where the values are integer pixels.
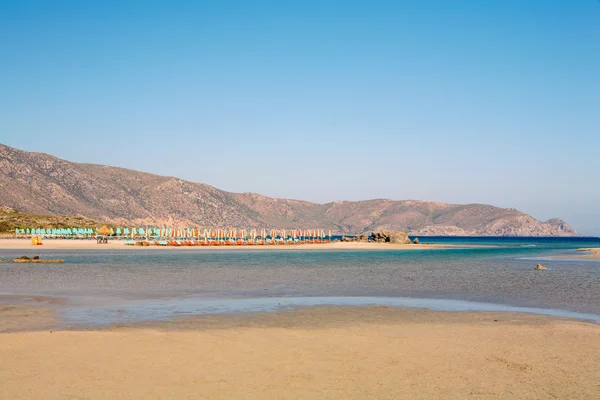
left=1, top=0, right=599, bottom=235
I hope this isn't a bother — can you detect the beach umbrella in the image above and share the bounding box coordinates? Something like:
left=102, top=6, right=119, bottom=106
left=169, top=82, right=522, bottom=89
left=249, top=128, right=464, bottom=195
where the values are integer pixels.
left=97, top=226, right=112, bottom=236
left=116, top=228, right=122, bottom=236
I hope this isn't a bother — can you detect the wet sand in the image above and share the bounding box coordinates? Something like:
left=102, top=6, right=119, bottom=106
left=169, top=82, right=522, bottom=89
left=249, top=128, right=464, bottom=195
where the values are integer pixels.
left=0, top=238, right=448, bottom=251
left=574, top=248, right=600, bottom=259
left=1, top=303, right=599, bottom=399
left=553, top=248, right=600, bottom=260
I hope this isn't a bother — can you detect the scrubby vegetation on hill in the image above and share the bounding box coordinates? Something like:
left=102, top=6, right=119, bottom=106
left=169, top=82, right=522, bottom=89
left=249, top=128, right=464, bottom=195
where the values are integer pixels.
left=0, top=207, right=100, bottom=233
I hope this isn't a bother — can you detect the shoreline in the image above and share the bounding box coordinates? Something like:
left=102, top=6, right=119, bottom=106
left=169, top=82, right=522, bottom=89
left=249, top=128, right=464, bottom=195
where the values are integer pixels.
left=552, top=247, right=600, bottom=260
left=0, top=238, right=455, bottom=251
left=1, top=303, right=599, bottom=399
left=575, top=247, right=600, bottom=259
left=2, top=293, right=600, bottom=331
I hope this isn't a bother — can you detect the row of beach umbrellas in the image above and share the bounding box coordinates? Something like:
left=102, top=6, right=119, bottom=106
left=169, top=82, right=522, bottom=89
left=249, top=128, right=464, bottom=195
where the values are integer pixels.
left=15, top=228, right=95, bottom=235
left=16, top=227, right=332, bottom=239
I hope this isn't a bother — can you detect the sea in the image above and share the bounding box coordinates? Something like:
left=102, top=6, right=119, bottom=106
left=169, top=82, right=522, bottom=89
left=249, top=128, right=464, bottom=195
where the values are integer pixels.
left=1, top=236, right=599, bottom=326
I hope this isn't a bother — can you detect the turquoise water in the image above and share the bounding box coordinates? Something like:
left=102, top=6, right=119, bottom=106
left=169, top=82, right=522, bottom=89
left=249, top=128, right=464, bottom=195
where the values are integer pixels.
left=0, top=236, right=599, bottom=326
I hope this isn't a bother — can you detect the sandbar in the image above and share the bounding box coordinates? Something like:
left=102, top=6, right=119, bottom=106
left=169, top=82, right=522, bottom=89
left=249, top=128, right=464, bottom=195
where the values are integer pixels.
left=573, top=247, right=600, bottom=259
left=1, top=303, right=599, bottom=399
left=0, top=238, right=450, bottom=251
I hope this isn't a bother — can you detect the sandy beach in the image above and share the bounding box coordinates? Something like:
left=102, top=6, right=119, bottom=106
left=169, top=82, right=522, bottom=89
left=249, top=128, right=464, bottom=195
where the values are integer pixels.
left=0, top=238, right=447, bottom=251
left=1, top=303, right=599, bottom=400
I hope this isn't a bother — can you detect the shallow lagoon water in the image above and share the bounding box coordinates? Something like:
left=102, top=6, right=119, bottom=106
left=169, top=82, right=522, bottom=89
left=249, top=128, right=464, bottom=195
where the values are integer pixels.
left=59, top=296, right=600, bottom=327
left=1, top=236, right=599, bottom=326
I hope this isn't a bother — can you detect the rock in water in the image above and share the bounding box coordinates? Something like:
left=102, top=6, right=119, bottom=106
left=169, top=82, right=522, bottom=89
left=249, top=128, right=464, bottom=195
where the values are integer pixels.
left=535, top=264, right=547, bottom=270
left=412, top=238, right=419, bottom=244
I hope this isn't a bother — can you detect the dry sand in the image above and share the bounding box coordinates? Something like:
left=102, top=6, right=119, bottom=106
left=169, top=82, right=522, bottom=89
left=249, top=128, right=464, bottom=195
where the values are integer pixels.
left=1, top=304, right=599, bottom=399
left=0, top=238, right=448, bottom=251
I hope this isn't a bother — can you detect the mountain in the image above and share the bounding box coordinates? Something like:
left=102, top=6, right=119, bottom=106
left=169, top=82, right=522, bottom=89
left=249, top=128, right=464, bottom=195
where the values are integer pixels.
left=0, top=144, right=576, bottom=236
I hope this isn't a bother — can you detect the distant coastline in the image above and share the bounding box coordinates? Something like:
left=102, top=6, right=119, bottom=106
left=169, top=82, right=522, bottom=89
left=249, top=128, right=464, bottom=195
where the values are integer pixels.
left=1, top=143, right=577, bottom=236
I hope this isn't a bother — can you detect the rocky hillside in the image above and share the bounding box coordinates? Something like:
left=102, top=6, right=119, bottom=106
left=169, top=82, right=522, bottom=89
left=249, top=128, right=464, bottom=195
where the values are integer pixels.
left=0, top=144, right=576, bottom=236
left=0, top=206, right=100, bottom=233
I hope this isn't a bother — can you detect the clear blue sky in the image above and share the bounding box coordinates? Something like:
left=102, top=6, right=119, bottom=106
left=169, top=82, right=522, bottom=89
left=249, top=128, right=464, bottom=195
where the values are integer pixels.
left=1, top=0, right=599, bottom=235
